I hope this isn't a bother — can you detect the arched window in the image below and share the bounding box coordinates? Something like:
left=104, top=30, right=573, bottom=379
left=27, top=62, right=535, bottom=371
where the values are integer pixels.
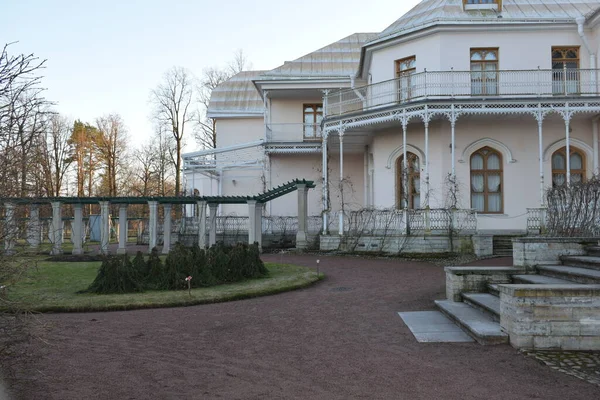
left=552, top=146, right=586, bottom=186
left=471, top=147, right=503, bottom=213
left=396, top=152, right=420, bottom=209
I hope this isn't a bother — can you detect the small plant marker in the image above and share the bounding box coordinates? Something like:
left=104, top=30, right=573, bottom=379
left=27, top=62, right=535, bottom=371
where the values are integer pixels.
left=316, top=259, right=320, bottom=277
left=185, top=276, right=192, bottom=296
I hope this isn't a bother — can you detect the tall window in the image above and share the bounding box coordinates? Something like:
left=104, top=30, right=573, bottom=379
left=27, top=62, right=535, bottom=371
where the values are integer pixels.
left=395, top=56, right=416, bottom=101
left=552, top=47, right=580, bottom=95
left=303, top=104, right=323, bottom=139
left=396, top=152, right=420, bottom=209
left=552, top=146, right=586, bottom=186
left=471, top=147, right=503, bottom=213
left=470, top=48, right=499, bottom=95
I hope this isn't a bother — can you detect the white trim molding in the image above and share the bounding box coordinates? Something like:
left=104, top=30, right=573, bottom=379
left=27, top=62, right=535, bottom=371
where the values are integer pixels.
left=543, top=138, right=593, bottom=162
left=386, top=144, right=426, bottom=169
left=459, top=138, right=517, bottom=164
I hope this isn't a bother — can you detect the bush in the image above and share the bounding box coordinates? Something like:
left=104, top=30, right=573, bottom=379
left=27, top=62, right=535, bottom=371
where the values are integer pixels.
left=86, top=255, right=143, bottom=294
left=86, top=243, right=269, bottom=295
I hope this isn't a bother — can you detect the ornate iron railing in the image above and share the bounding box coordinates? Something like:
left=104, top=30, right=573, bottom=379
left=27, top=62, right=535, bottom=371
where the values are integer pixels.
left=526, top=208, right=547, bottom=233
left=325, top=69, right=600, bottom=117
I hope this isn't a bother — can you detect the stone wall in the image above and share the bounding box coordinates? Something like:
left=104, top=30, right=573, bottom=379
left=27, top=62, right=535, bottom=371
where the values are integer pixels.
left=500, top=284, right=600, bottom=350
left=513, top=237, right=597, bottom=271
left=320, top=234, right=475, bottom=254
left=445, top=267, right=520, bottom=302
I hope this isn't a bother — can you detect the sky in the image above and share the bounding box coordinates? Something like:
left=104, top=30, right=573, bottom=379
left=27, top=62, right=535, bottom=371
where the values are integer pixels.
left=1, top=0, right=421, bottom=151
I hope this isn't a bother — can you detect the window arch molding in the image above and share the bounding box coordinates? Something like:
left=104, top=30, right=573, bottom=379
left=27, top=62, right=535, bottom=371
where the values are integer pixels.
left=386, top=144, right=426, bottom=170
left=460, top=138, right=516, bottom=164
left=543, top=138, right=592, bottom=163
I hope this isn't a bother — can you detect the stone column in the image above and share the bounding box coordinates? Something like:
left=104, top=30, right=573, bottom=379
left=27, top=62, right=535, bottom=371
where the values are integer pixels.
left=99, top=201, right=110, bottom=255
left=248, top=200, right=258, bottom=245
left=50, top=201, right=63, bottom=255
left=4, top=203, right=16, bottom=255
left=72, top=203, right=84, bottom=255
left=162, top=204, right=172, bottom=254
left=27, top=204, right=41, bottom=249
left=148, top=201, right=158, bottom=252
left=197, top=200, right=207, bottom=249
left=117, top=204, right=128, bottom=255
left=296, top=183, right=309, bottom=249
left=208, top=203, right=218, bottom=247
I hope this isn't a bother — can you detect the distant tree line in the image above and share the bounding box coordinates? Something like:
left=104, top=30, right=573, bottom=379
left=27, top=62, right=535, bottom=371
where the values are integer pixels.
left=0, top=43, right=250, bottom=211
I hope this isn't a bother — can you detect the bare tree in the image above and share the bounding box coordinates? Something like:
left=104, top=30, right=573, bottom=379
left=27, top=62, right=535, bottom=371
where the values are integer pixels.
left=38, top=114, right=74, bottom=197
left=96, top=114, right=128, bottom=196
left=150, top=66, right=194, bottom=197
left=194, top=50, right=251, bottom=150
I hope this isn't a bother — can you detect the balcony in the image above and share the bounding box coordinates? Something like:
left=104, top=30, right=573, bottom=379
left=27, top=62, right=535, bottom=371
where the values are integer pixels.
left=325, top=69, right=600, bottom=118
left=266, top=123, right=322, bottom=142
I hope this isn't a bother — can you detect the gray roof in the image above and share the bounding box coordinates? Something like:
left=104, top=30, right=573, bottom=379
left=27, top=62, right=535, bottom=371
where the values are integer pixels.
left=207, top=71, right=265, bottom=117
left=259, top=33, right=378, bottom=79
left=377, top=0, right=600, bottom=41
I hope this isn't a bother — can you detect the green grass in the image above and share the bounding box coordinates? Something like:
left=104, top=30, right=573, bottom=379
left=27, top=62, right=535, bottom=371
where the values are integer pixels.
left=2, top=260, right=323, bottom=313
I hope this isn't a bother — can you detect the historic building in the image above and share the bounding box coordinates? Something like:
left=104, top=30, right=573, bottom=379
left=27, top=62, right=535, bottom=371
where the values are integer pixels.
left=183, top=0, right=600, bottom=245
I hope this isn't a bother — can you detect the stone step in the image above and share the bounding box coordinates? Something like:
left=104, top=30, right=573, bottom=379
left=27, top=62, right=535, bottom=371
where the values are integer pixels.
left=461, top=293, right=500, bottom=321
left=435, top=300, right=509, bottom=345
left=584, top=246, right=600, bottom=257
left=512, top=274, right=575, bottom=285
left=487, top=283, right=499, bottom=297
left=537, top=265, right=600, bottom=284
left=560, top=255, right=600, bottom=272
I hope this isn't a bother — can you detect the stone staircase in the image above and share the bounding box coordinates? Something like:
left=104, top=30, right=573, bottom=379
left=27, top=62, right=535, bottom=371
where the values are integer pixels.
left=492, top=235, right=522, bottom=257
left=436, top=244, right=600, bottom=345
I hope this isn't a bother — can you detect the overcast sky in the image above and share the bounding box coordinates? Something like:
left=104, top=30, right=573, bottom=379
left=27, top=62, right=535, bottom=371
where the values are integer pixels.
left=1, top=0, right=421, bottom=150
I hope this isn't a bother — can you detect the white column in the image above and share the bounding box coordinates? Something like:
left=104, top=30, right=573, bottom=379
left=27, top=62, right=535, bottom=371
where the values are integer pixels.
left=117, top=204, right=128, bottom=254
left=424, top=119, right=430, bottom=208
left=451, top=108, right=456, bottom=179
left=4, top=203, right=16, bottom=255
left=50, top=201, right=63, bottom=255
left=296, top=183, right=309, bottom=249
left=208, top=203, right=218, bottom=247
left=565, top=117, right=571, bottom=186
left=197, top=200, right=207, bottom=249
left=338, top=130, right=345, bottom=235
left=537, top=112, right=545, bottom=206
left=254, top=202, right=263, bottom=250
left=72, top=203, right=84, bottom=255
left=247, top=200, right=263, bottom=249
left=593, top=117, right=599, bottom=173
left=402, top=119, right=408, bottom=209
left=27, top=204, right=41, bottom=249
left=162, top=204, right=172, bottom=254
left=148, top=200, right=158, bottom=252
left=322, top=131, right=329, bottom=234
left=99, top=201, right=110, bottom=255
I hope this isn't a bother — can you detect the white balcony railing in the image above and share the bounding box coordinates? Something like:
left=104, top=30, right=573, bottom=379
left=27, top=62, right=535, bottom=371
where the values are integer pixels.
left=325, top=69, right=600, bottom=117
left=266, top=123, right=322, bottom=141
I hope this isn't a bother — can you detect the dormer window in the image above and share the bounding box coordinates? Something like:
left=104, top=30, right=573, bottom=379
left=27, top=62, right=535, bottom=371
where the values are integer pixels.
left=463, top=0, right=501, bottom=11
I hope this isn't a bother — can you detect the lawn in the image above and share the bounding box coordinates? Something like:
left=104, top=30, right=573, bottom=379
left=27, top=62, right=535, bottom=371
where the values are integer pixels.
left=2, top=259, right=323, bottom=313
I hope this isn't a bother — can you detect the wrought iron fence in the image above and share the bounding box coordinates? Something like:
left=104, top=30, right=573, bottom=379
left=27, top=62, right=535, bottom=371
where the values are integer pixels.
left=325, top=68, right=600, bottom=117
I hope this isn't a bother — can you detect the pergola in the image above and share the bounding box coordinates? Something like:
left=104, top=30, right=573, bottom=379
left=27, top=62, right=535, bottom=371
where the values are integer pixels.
left=0, top=179, right=315, bottom=255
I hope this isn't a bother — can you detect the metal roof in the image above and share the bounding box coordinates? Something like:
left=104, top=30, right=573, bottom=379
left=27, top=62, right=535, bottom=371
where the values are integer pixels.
left=259, top=33, right=378, bottom=79
left=376, top=0, right=600, bottom=42
left=207, top=71, right=266, bottom=117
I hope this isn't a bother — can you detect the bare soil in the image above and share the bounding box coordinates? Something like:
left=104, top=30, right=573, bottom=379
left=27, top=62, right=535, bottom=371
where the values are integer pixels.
left=4, top=255, right=600, bottom=399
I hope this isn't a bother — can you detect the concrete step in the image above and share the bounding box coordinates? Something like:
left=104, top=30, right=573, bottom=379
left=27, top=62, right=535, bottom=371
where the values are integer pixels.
left=512, top=274, right=575, bottom=285
left=487, top=283, right=499, bottom=297
left=560, top=256, right=600, bottom=272
left=537, top=265, right=600, bottom=284
left=461, top=293, right=500, bottom=321
left=584, top=246, right=600, bottom=257
left=435, top=300, right=509, bottom=345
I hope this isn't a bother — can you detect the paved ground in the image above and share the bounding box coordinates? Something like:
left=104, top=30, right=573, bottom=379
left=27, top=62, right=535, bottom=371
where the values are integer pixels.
left=5, top=254, right=600, bottom=399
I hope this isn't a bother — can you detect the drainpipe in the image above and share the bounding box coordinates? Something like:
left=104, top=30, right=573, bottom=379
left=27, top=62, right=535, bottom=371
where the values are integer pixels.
left=576, top=16, right=597, bottom=90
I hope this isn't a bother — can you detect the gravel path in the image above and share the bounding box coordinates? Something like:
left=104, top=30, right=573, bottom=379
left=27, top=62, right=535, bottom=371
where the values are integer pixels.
left=5, top=254, right=599, bottom=399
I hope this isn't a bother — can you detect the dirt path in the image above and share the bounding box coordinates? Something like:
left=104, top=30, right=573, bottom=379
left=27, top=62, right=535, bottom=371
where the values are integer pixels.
left=6, top=255, right=599, bottom=399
